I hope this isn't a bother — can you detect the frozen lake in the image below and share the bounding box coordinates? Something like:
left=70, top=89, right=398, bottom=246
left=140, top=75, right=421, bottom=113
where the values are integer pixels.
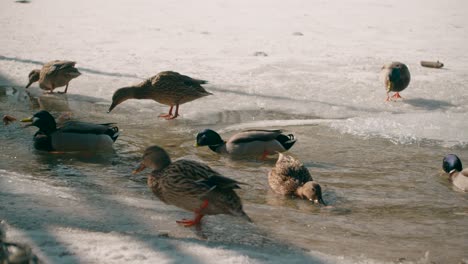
left=1, top=0, right=467, bottom=263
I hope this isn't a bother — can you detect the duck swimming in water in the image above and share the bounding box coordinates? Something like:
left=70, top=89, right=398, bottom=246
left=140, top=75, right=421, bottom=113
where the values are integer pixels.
left=381, top=61, right=410, bottom=101
left=108, top=71, right=212, bottom=119
left=268, top=153, right=326, bottom=205
left=21, top=110, right=119, bottom=152
left=196, top=129, right=296, bottom=159
left=133, top=145, right=251, bottom=229
left=442, top=154, right=468, bottom=192
left=26, top=60, right=81, bottom=94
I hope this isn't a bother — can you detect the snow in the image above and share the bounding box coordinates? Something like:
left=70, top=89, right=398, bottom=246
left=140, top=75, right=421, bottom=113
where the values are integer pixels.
left=1, top=0, right=468, bottom=146
left=1, top=0, right=468, bottom=262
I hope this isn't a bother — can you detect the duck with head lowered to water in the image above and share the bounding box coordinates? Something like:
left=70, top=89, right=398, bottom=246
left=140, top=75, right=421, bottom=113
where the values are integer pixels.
left=26, top=60, right=81, bottom=94
left=269, top=153, right=326, bottom=205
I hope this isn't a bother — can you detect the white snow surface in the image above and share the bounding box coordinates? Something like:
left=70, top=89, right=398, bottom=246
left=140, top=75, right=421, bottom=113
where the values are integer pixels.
left=1, top=0, right=468, bottom=263
left=1, top=0, right=468, bottom=146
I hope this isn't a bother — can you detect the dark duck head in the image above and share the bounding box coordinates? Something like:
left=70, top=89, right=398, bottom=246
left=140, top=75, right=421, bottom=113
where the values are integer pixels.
left=443, top=154, right=463, bottom=174
left=21, top=110, right=57, bottom=135
left=196, top=129, right=224, bottom=146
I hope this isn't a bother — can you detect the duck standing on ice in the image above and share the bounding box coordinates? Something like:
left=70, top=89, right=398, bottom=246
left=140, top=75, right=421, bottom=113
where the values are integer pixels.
left=381, top=61, right=410, bottom=101
left=108, top=71, right=212, bottom=120
left=26, top=60, right=81, bottom=94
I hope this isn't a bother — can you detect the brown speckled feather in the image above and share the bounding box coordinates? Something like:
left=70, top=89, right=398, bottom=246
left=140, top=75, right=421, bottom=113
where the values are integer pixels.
left=147, top=160, right=248, bottom=217
left=146, top=71, right=212, bottom=105
left=268, top=153, right=313, bottom=195
left=27, top=60, right=81, bottom=93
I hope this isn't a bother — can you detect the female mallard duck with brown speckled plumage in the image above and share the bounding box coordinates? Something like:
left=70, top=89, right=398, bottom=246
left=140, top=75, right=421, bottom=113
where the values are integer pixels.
left=108, top=71, right=212, bottom=119
left=26, top=60, right=81, bottom=94
left=269, top=153, right=326, bottom=205
left=133, top=145, right=251, bottom=229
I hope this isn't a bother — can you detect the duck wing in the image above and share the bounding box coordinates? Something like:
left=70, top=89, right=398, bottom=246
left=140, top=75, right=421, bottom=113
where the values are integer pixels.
left=46, top=61, right=78, bottom=76
left=196, top=175, right=244, bottom=190
left=169, top=160, right=227, bottom=181
left=229, top=129, right=283, bottom=144
left=59, top=121, right=119, bottom=141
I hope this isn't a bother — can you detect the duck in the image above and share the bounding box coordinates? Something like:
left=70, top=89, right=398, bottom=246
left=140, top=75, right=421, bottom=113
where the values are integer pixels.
left=268, top=153, right=326, bottom=205
left=381, top=61, right=410, bottom=101
left=108, top=71, right=212, bottom=120
left=1, top=225, right=40, bottom=264
left=442, top=154, right=468, bottom=192
left=26, top=60, right=81, bottom=94
left=133, top=145, right=251, bottom=229
left=195, top=129, right=296, bottom=159
left=20, top=110, right=119, bottom=152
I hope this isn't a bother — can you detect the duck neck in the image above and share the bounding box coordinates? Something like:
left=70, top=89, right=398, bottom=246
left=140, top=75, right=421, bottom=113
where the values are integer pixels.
left=208, top=142, right=225, bottom=153
left=127, top=85, right=150, bottom=99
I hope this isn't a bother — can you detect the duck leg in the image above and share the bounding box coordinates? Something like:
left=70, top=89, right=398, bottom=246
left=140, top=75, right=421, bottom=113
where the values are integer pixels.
left=166, top=104, right=180, bottom=120
left=159, top=105, right=174, bottom=118
left=176, top=199, right=209, bottom=228
left=58, top=83, right=69, bottom=94
left=391, top=92, right=403, bottom=99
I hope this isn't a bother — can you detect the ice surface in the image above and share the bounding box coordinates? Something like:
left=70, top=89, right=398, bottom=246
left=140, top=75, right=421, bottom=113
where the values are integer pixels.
left=1, top=0, right=468, bottom=262
left=1, top=0, right=467, bottom=146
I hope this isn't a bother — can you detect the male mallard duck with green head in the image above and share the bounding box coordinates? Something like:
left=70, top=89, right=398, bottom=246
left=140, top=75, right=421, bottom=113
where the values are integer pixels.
left=26, top=60, right=81, bottom=94
left=269, top=153, right=326, bottom=205
left=133, top=145, right=251, bottom=229
left=196, top=129, right=296, bottom=159
left=443, top=154, right=468, bottom=192
left=108, top=71, right=212, bottom=119
left=21, top=110, right=119, bottom=152
left=381, top=61, right=410, bottom=101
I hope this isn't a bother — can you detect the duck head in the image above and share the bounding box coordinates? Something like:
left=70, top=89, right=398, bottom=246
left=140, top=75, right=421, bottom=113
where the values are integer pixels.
left=195, top=129, right=224, bottom=147
left=25, top=69, right=40, bottom=88
left=133, top=145, right=172, bottom=174
left=21, top=110, right=57, bottom=134
left=443, top=154, right=463, bottom=173
left=296, top=181, right=326, bottom=205
left=108, top=87, right=135, bottom=113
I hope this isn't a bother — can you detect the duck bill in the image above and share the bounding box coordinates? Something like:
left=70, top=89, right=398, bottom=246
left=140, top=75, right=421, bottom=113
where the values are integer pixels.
left=25, top=80, right=35, bottom=88
left=20, top=117, right=33, bottom=127
left=20, top=117, right=33, bottom=123
left=132, top=163, right=146, bottom=174
left=107, top=103, right=117, bottom=113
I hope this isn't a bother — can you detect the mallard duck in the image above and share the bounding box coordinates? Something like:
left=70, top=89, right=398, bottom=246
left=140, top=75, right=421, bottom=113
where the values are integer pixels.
left=26, top=60, right=81, bottom=94
left=133, top=145, right=251, bottom=229
left=195, top=129, right=296, bottom=159
left=443, top=154, right=468, bottom=192
left=268, top=153, right=326, bottom=205
left=21, top=110, right=119, bottom=152
left=381, top=61, right=410, bottom=101
left=108, top=71, right=212, bottom=119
